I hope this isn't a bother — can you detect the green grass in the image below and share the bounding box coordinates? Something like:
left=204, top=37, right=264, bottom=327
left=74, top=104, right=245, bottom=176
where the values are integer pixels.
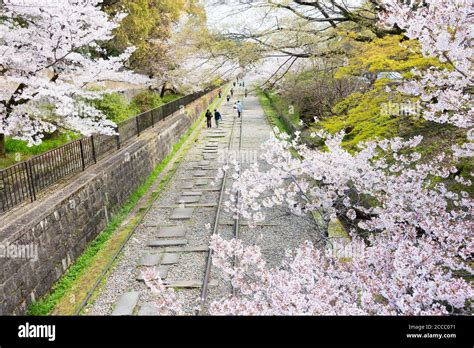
left=93, top=92, right=141, bottom=123
left=161, top=93, right=182, bottom=104
left=268, top=92, right=301, bottom=127
left=1, top=133, right=81, bottom=169
left=0, top=153, right=22, bottom=168
left=5, top=132, right=80, bottom=156
left=0, top=93, right=184, bottom=169
left=257, top=89, right=291, bottom=134
left=26, top=89, right=226, bottom=316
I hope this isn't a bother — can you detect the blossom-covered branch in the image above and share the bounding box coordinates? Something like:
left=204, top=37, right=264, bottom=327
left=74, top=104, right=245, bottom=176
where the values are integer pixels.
left=141, top=268, right=184, bottom=315
left=211, top=129, right=473, bottom=315
left=0, top=0, right=150, bottom=146
left=379, top=0, right=473, bottom=156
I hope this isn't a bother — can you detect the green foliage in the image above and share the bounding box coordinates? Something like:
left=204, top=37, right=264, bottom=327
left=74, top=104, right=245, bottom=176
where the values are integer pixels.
left=131, top=91, right=164, bottom=112
left=5, top=132, right=79, bottom=156
left=103, top=0, right=205, bottom=77
left=336, top=35, right=444, bottom=80
left=0, top=132, right=81, bottom=168
left=209, top=78, right=224, bottom=88
left=319, top=35, right=442, bottom=151
left=93, top=93, right=140, bottom=123
left=310, top=34, right=472, bottom=195
left=161, top=94, right=181, bottom=104
left=131, top=91, right=182, bottom=113
left=320, top=85, right=422, bottom=151
left=278, top=67, right=365, bottom=123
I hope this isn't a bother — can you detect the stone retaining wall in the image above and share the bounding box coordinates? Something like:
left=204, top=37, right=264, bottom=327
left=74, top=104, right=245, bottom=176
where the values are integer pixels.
left=0, top=89, right=218, bottom=314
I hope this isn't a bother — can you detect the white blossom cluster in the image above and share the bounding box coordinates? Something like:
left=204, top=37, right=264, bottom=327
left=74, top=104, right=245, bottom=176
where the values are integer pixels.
left=207, top=124, right=473, bottom=314
left=380, top=0, right=473, bottom=155
left=0, top=0, right=151, bottom=145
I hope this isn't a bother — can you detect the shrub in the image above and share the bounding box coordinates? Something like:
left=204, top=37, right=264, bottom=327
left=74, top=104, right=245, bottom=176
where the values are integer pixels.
left=93, top=93, right=140, bottom=123
left=131, top=91, right=164, bottom=113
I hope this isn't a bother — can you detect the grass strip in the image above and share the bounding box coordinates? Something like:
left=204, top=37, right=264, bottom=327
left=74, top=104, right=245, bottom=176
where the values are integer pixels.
left=257, top=89, right=290, bottom=134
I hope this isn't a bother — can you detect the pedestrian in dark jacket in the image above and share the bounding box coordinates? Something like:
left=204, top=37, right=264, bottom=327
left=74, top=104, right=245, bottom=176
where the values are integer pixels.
left=214, top=109, right=222, bottom=127
left=226, top=94, right=231, bottom=102
left=230, top=88, right=234, bottom=97
left=205, top=110, right=213, bottom=128
left=218, top=89, right=222, bottom=98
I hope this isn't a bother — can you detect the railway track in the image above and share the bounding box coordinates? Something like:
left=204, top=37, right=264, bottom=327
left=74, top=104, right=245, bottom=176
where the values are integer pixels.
left=81, top=86, right=317, bottom=317
left=78, top=87, right=317, bottom=317
left=196, top=99, right=243, bottom=315
left=82, top=88, right=247, bottom=316
left=73, top=95, right=217, bottom=316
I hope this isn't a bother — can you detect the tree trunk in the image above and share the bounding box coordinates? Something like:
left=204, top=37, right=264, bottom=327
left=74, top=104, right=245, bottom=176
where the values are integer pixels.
left=43, top=129, right=60, bottom=140
left=0, top=133, right=6, bottom=158
left=160, top=83, right=168, bottom=98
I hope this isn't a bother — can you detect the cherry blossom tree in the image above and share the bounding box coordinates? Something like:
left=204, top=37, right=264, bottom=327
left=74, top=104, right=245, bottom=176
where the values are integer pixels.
left=145, top=129, right=473, bottom=315
left=205, top=0, right=473, bottom=315
left=379, top=0, right=473, bottom=156
left=0, top=0, right=150, bottom=156
left=204, top=0, right=473, bottom=315
left=210, top=129, right=473, bottom=315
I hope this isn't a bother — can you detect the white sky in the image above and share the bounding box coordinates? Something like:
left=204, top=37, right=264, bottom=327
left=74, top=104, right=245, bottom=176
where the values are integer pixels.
left=201, top=0, right=364, bottom=83
left=204, top=0, right=277, bottom=32
left=204, top=0, right=364, bottom=32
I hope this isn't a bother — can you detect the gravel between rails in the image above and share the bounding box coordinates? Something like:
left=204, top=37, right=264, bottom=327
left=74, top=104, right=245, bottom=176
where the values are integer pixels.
left=87, top=89, right=316, bottom=316
left=87, top=97, right=236, bottom=315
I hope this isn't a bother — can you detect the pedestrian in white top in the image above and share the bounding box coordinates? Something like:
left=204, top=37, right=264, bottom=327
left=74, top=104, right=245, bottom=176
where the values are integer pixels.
left=234, top=101, right=242, bottom=118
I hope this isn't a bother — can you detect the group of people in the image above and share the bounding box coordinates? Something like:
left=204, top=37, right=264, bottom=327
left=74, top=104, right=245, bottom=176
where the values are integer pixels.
left=206, top=109, right=222, bottom=128
left=206, top=79, right=246, bottom=129
left=225, top=79, right=248, bottom=102
left=205, top=100, right=242, bottom=129
left=234, top=80, right=245, bottom=87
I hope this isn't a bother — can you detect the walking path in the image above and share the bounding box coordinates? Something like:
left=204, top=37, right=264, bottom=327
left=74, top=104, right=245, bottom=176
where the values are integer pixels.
left=87, top=86, right=316, bottom=315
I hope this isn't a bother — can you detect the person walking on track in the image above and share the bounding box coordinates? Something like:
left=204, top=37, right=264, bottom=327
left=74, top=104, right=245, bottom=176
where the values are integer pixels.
left=244, top=88, right=248, bottom=98
left=218, top=89, right=222, bottom=98
left=214, top=109, right=222, bottom=127
left=205, top=109, right=213, bottom=128
left=230, top=88, right=234, bottom=97
left=235, top=101, right=243, bottom=118
left=226, top=94, right=231, bottom=102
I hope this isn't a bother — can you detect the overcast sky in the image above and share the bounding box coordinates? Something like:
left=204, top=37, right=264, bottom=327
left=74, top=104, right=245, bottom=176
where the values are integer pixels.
left=205, top=0, right=276, bottom=32
left=201, top=0, right=364, bottom=83
left=204, top=0, right=364, bottom=32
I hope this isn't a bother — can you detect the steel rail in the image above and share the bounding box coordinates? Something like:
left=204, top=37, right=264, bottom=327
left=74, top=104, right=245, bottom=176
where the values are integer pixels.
left=231, top=97, right=244, bottom=296
left=72, top=93, right=224, bottom=315
left=196, top=93, right=244, bottom=315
